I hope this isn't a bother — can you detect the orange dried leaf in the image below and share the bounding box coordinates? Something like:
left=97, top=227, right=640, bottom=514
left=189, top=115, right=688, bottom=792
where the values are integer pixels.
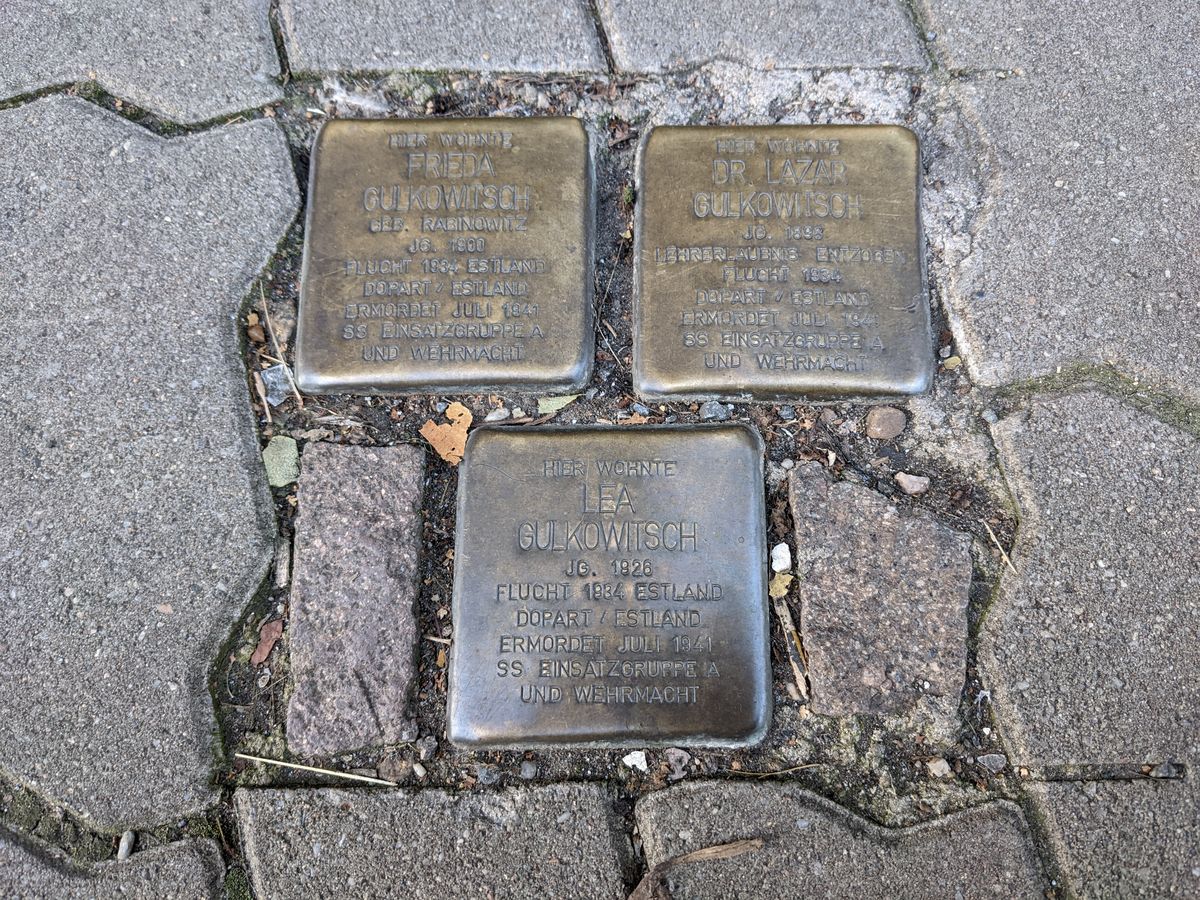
left=251, top=618, right=284, bottom=667
left=419, top=401, right=473, bottom=464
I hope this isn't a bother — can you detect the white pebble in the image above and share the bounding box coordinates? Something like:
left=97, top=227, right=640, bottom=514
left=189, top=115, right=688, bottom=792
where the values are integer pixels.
left=770, top=542, right=792, bottom=574
left=622, top=750, right=648, bottom=773
left=895, top=472, right=931, bottom=495
left=926, top=757, right=952, bottom=778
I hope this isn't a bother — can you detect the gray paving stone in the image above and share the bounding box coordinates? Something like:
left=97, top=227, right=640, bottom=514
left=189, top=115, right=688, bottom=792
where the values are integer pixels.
left=0, top=96, right=298, bottom=829
left=1032, top=779, right=1200, bottom=899
left=985, top=391, right=1200, bottom=766
left=598, top=0, right=926, bottom=72
left=279, top=0, right=606, bottom=75
left=0, top=0, right=281, bottom=123
left=235, top=785, right=631, bottom=898
left=920, top=0, right=1186, bottom=74
left=789, top=462, right=972, bottom=717
left=287, top=443, right=424, bottom=758
left=635, top=782, right=1045, bottom=898
left=984, top=392, right=1200, bottom=900
left=920, top=2, right=1200, bottom=397
left=0, top=831, right=223, bottom=899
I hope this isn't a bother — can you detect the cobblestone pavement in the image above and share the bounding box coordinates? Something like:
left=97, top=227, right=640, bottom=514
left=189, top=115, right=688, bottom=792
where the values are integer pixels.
left=1, top=2, right=1197, bottom=898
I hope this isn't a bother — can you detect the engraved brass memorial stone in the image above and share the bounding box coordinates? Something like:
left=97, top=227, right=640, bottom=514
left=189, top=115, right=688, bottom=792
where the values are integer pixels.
left=296, top=118, right=593, bottom=393
left=448, top=426, right=770, bottom=747
left=634, top=125, right=931, bottom=400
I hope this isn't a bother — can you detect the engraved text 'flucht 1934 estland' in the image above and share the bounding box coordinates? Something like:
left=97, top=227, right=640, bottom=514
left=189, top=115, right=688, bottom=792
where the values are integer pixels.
left=448, top=425, right=771, bottom=748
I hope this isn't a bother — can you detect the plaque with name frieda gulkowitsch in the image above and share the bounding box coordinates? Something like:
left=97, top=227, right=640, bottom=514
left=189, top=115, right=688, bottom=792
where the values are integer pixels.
left=634, top=124, right=931, bottom=401
left=448, top=425, right=771, bottom=748
left=295, top=117, right=594, bottom=394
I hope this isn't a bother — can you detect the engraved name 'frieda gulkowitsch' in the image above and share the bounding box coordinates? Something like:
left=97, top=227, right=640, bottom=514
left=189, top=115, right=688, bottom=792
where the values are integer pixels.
left=294, top=117, right=594, bottom=394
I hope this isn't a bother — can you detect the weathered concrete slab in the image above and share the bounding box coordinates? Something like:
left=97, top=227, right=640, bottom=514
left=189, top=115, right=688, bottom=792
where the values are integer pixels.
left=288, top=443, right=424, bottom=757
left=0, top=96, right=298, bottom=829
left=1032, top=778, right=1200, bottom=899
left=279, top=0, right=606, bottom=74
left=0, top=0, right=281, bottom=123
left=236, top=785, right=631, bottom=898
left=789, top=462, right=972, bottom=717
left=920, top=1, right=1200, bottom=397
left=985, top=392, right=1200, bottom=765
left=598, top=0, right=925, bottom=72
left=635, top=782, right=1044, bottom=897
left=0, top=831, right=223, bottom=899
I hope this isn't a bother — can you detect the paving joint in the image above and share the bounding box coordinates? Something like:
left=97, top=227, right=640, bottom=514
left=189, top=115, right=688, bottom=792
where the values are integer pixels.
left=898, top=0, right=940, bottom=71
left=583, top=0, right=619, bottom=75
left=1009, top=785, right=1074, bottom=899
left=0, top=81, right=282, bottom=135
left=266, top=0, right=293, bottom=83
left=993, top=368, right=1200, bottom=439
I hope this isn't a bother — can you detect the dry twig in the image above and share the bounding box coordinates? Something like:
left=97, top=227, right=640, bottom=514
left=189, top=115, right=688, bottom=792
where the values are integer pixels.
left=251, top=370, right=272, bottom=425
left=234, top=752, right=396, bottom=786
left=259, top=283, right=304, bottom=408
left=727, top=763, right=822, bottom=778
left=771, top=597, right=809, bottom=700
left=628, top=839, right=764, bottom=900
left=982, top=520, right=1018, bottom=574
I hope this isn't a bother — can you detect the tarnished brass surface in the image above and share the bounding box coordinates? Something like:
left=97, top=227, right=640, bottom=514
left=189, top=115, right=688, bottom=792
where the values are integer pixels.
left=633, top=125, right=931, bottom=401
left=448, top=425, right=771, bottom=748
left=295, top=118, right=593, bottom=394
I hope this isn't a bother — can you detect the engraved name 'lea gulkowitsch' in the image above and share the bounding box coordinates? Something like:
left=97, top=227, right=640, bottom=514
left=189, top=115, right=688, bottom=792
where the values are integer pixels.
left=448, top=426, right=771, bottom=748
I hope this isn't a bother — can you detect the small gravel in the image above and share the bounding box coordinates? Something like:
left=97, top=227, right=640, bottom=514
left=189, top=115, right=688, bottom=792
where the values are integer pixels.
left=865, top=406, right=907, bottom=440
left=895, top=472, right=931, bottom=495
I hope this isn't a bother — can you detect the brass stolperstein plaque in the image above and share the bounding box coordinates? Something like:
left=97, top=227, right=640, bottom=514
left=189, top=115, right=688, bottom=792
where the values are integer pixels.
left=295, top=118, right=593, bottom=393
left=448, top=425, right=771, bottom=747
left=633, top=125, right=931, bottom=400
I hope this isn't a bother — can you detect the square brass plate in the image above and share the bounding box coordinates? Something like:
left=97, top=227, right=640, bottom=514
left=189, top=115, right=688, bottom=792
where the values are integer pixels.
left=295, top=118, right=593, bottom=394
left=633, top=125, right=931, bottom=401
left=448, top=425, right=771, bottom=748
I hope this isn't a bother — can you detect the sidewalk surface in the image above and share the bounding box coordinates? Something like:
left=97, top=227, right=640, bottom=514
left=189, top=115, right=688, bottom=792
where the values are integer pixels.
left=1, top=2, right=1196, bottom=897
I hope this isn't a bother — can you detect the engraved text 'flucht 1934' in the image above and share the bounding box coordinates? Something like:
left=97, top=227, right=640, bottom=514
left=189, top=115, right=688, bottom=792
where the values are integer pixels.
left=448, top=425, right=771, bottom=747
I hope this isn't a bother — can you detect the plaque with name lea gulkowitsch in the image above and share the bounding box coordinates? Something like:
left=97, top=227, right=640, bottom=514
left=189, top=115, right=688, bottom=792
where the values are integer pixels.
left=448, top=425, right=771, bottom=748
left=634, top=124, right=931, bottom=401
left=295, top=117, right=594, bottom=394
